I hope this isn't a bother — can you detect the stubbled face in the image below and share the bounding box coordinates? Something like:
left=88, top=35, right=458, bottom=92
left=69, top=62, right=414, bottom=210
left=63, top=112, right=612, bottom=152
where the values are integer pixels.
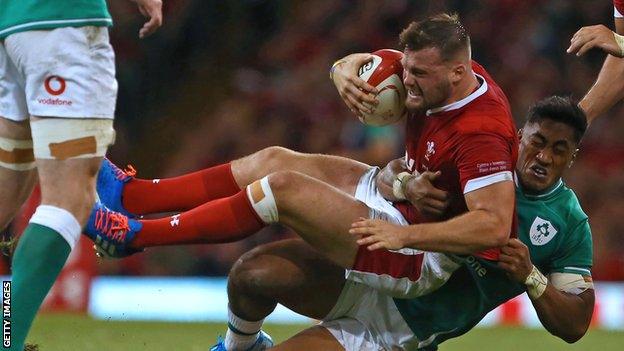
left=402, top=47, right=453, bottom=113
left=517, top=119, right=578, bottom=193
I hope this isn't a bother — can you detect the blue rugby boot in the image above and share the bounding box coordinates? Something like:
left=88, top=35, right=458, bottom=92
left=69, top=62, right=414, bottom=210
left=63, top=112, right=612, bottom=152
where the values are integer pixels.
left=84, top=201, right=143, bottom=258
left=96, top=157, right=137, bottom=218
left=209, top=331, right=274, bottom=351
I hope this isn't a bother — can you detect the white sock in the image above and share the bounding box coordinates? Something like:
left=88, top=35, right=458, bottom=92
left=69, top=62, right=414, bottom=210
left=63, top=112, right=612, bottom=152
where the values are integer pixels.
left=29, top=205, right=81, bottom=249
left=246, top=176, right=278, bottom=224
left=224, top=306, right=264, bottom=351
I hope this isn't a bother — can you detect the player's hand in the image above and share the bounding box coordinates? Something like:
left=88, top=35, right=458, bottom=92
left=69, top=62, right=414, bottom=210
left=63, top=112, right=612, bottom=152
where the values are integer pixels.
left=567, top=25, right=623, bottom=57
left=497, top=238, right=533, bottom=283
left=349, top=218, right=409, bottom=251
left=404, top=171, right=450, bottom=218
left=131, top=0, right=163, bottom=38
left=331, top=53, right=379, bottom=117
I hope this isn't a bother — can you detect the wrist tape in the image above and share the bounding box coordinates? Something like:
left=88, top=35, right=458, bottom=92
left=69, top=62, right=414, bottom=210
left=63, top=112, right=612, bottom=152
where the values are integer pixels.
left=614, top=32, right=624, bottom=57
left=392, top=172, right=412, bottom=200
left=329, top=59, right=347, bottom=80
left=525, top=265, right=548, bottom=300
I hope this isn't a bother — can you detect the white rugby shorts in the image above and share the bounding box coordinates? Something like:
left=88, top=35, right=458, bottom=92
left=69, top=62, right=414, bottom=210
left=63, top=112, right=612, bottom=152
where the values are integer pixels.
left=0, top=26, right=117, bottom=121
left=320, top=280, right=420, bottom=351
left=348, top=167, right=461, bottom=298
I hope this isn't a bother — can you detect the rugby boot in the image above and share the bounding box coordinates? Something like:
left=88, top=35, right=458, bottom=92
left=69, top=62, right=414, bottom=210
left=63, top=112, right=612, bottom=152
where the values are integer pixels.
left=96, top=157, right=136, bottom=217
left=209, top=331, right=274, bottom=351
left=84, top=201, right=143, bottom=258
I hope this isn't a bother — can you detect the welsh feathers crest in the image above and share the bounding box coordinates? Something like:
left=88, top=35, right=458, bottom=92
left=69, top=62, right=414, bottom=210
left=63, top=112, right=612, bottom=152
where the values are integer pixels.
left=529, top=216, right=558, bottom=246
left=425, top=141, right=435, bottom=161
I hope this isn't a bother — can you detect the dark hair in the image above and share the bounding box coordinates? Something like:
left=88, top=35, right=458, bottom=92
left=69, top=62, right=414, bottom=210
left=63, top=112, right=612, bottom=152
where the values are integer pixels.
left=526, top=96, right=587, bottom=144
left=399, top=13, right=470, bottom=61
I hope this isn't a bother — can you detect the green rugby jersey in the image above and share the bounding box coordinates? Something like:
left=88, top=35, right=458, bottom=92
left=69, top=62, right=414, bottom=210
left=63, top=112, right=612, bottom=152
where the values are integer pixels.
left=0, top=0, right=112, bottom=39
left=394, top=178, right=593, bottom=350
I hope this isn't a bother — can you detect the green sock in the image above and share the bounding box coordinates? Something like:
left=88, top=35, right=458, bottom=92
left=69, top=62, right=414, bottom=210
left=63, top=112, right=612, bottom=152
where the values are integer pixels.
left=10, top=223, right=71, bottom=351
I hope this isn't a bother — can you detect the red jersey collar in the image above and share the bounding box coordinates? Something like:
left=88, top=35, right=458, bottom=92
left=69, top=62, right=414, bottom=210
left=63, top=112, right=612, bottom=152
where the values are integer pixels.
left=426, top=73, right=488, bottom=116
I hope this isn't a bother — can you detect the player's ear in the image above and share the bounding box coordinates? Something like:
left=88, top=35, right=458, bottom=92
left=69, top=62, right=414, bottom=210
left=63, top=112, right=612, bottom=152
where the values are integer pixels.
left=569, top=148, right=579, bottom=168
left=449, top=62, right=466, bottom=84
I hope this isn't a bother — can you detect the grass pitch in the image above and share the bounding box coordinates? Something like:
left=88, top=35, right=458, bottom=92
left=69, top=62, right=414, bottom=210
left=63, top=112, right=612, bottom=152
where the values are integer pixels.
left=29, top=314, right=624, bottom=350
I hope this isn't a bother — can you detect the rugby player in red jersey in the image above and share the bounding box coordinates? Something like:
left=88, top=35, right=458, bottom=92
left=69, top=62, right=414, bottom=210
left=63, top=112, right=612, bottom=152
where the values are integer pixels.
left=87, top=14, right=517, bottom=351
left=567, top=0, right=624, bottom=121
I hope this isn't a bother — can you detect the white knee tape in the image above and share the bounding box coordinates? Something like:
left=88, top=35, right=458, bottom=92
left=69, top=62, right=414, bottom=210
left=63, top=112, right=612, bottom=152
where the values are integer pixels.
left=30, top=118, right=115, bottom=160
left=29, top=205, right=82, bottom=249
left=0, top=137, right=36, bottom=170
left=246, top=177, right=279, bottom=224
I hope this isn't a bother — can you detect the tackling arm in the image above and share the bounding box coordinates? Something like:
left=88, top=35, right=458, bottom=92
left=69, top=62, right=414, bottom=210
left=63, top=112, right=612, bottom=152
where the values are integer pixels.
left=376, top=159, right=450, bottom=216
left=577, top=19, right=624, bottom=123
left=402, top=179, right=514, bottom=253
left=352, top=180, right=514, bottom=253
left=498, top=239, right=594, bottom=343
left=530, top=284, right=594, bottom=343
left=376, top=157, right=409, bottom=201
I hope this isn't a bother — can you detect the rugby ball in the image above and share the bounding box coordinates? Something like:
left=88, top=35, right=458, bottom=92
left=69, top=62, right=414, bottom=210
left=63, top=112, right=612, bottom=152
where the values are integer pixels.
left=358, top=49, right=406, bottom=126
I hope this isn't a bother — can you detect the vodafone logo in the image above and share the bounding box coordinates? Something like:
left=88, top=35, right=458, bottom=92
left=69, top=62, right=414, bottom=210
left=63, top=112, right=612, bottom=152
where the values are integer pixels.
left=44, top=76, right=66, bottom=96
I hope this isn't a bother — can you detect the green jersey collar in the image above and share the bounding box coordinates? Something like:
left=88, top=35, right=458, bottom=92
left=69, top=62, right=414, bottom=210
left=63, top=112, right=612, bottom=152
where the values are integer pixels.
left=514, top=172, right=564, bottom=200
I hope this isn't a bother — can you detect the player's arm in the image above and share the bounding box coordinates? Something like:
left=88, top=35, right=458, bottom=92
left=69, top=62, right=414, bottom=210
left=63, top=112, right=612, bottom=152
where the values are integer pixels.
left=352, top=132, right=515, bottom=253
left=351, top=179, right=514, bottom=253
left=376, top=158, right=450, bottom=216
left=130, top=0, right=163, bottom=38
left=376, top=157, right=409, bottom=201
left=330, top=53, right=379, bottom=116
left=574, top=18, right=624, bottom=123
left=499, top=239, right=594, bottom=343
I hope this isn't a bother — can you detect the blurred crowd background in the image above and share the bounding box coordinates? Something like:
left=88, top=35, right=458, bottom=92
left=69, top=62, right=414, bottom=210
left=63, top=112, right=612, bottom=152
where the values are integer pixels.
left=8, top=0, right=624, bottom=280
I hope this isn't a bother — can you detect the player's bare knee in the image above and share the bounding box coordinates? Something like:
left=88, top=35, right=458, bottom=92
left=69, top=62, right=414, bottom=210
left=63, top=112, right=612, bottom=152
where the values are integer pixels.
left=229, top=250, right=273, bottom=294
left=256, top=146, right=299, bottom=172
left=267, top=170, right=303, bottom=195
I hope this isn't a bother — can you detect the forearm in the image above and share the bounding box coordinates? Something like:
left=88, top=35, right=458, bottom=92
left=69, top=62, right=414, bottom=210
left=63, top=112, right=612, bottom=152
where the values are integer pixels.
left=377, top=158, right=408, bottom=201
left=403, top=209, right=508, bottom=253
left=579, top=55, right=624, bottom=123
left=530, top=286, right=593, bottom=343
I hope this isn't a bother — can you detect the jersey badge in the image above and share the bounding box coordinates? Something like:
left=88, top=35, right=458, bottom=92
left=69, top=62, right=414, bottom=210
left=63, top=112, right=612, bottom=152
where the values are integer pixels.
left=425, top=141, right=436, bottom=161
left=529, top=216, right=558, bottom=246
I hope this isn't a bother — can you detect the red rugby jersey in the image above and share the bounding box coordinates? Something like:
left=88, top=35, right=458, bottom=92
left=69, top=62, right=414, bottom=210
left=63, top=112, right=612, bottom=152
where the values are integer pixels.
left=394, top=61, right=518, bottom=261
left=615, top=0, right=624, bottom=18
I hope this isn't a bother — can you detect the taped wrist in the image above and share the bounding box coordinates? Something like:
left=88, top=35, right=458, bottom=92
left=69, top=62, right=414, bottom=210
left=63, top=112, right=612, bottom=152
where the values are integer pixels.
left=614, top=32, right=624, bottom=57
left=392, top=172, right=413, bottom=200
left=329, top=59, right=347, bottom=80
left=525, top=265, right=548, bottom=300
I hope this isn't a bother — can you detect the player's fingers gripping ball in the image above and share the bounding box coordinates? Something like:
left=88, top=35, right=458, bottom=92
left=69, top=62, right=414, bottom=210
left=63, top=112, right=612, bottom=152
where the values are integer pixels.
left=357, top=49, right=407, bottom=126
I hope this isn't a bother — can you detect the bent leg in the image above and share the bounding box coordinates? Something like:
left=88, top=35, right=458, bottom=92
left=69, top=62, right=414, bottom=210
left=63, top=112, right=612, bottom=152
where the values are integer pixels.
left=120, top=146, right=370, bottom=215
left=268, top=170, right=369, bottom=268
left=129, top=170, right=369, bottom=260
left=232, top=146, right=369, bottom=196
left=225, top=239, right=345, bottom=351
left=270, top=326, right=344, bottom=351
left=228, top=239, right=345, bottom=321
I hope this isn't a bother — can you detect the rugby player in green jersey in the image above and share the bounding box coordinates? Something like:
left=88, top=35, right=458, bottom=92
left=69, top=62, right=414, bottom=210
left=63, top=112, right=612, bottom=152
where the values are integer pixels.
left=346, top=95, right=593, bottom=350
left=0, top=1, right=161, bottom=350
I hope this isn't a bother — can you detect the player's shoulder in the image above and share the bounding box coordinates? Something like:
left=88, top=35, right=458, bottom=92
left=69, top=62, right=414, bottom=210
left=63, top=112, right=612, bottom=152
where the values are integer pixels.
left=557, top=185, right=589, bottom=224
left=450, top=61, right=515, bottom=136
